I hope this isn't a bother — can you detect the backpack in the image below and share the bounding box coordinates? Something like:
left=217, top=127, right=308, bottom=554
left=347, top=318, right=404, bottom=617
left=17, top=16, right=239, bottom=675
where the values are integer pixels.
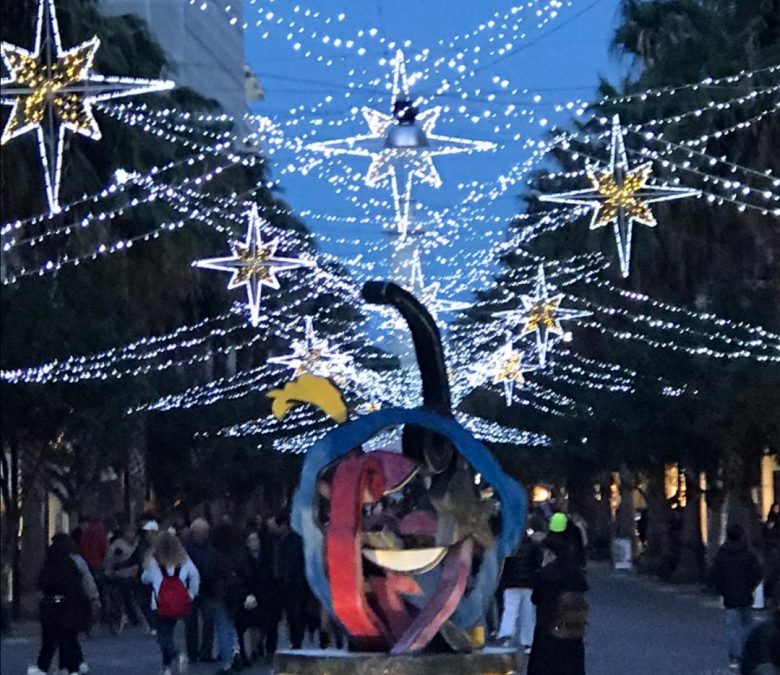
left=549, top=590, right=589, bottom=640
left=156, top=566, right=192, bottom=620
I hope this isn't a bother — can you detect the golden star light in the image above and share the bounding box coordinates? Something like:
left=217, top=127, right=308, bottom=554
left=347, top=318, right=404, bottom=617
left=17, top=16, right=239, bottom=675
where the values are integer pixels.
left=490, top=336, right=535, bottom=406
left=495, top=265, right=591, bottom=367
left=306, top=50, right=495, bottom=239
left=0, top=0, right=174, bottom=212
left=194, top=204, right=314, bottom=327
left=538, top=115, right=699, bottom=277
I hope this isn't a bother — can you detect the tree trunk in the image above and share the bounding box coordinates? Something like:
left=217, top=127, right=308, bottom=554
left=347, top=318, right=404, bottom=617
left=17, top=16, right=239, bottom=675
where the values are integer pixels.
left=638, top=463, right=671, bottom=575
left=671, top=467, right=704, bottom=583
left=586, top=472, right=613, bottom=560
left=722, top=448, right=762, bottom=546
left=705, top=467, right=726, bottom=565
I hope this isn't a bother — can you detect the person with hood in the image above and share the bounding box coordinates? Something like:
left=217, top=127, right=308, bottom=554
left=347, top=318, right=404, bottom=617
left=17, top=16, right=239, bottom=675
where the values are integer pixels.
left=497, top=514, right=545, bottom=654
left=28, top=534, right=93, bottom=675
left=708, top=523, right=763, bottom=670
left=526, top=513, right=589, bottom=675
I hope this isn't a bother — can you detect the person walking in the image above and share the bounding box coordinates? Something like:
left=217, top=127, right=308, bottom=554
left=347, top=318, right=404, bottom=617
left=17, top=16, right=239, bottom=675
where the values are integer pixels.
left=235, top=529, right=270, bottom=665
left=142, top=531, right=200, bottom=675
left=184, top=518, right=218, bottom=663
left=28, top=534, right=93, bottom=675
left=137, top=520, right=161, bottom=634
left=526, top=514, right=589, bottom=675
left=741, top=579, right=780, bottom=675
left=212, top=522, right=250, bottom=674
left=708, top=523, right=763, bottom=670
left=263, top=513, right=307, bottom=654
left=497, top=515, right=544, bottom=655
left=103, top=522, right=142, bottom=628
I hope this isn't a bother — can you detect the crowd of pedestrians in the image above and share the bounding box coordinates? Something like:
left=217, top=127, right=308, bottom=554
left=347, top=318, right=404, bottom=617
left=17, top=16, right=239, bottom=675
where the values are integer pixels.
left=28, top=510, right=338, bottom=675
left=23, top=500, right=780, bottom=675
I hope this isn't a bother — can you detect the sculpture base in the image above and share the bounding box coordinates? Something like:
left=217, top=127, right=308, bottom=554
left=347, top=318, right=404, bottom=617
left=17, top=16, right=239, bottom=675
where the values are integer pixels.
left=273, top=647, right=522, bottom=675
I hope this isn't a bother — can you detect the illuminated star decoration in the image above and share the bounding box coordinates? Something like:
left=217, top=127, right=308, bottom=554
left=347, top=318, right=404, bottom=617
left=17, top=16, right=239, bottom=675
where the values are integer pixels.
left=495, top=265, right=591, bottom=367
left=268, top=316, right=353, bottom=380
left=306, top=49, right=495, bottom=238
left=379, top=248, right=471, bottom=330
left=194, top=204, right=314, bottom=327
left=492, top=337, right=532, bottom=406
left=408, top=249, right=471, bottom=321
left=538, top=115, right=699, bottom=277
left=0, top=0, right=174, bottom=212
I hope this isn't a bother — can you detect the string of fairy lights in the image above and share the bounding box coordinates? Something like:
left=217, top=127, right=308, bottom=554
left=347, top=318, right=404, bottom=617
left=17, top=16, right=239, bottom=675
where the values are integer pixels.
left=2, top=0, right=779, bottom=453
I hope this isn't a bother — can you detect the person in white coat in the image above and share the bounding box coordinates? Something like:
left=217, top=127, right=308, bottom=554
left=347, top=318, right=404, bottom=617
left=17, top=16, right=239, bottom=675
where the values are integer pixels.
left=142, top=532, right=200, bottom=675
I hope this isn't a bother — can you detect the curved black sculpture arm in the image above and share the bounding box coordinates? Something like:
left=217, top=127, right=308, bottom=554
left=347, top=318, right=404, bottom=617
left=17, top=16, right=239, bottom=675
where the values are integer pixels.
left=362, top=281, right=454, bottom=472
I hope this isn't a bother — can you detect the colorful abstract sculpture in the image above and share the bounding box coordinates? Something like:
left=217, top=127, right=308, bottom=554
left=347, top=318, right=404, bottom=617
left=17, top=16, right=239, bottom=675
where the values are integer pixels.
left=288, top=281, right=526, bottom=654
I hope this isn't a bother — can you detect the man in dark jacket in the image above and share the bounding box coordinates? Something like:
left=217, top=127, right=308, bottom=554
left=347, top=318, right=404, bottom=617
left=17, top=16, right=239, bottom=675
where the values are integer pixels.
left=708, top=523, right=763, bottom=670
left=184, top=518, right=218, bottom=663
left=497, top=515, right=544, bottom=654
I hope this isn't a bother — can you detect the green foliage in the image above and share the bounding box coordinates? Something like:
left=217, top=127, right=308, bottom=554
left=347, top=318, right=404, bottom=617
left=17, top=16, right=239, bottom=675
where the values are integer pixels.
left=466, top=0, right=780, bottom=481
left=0, top=0, right=353, bottom=512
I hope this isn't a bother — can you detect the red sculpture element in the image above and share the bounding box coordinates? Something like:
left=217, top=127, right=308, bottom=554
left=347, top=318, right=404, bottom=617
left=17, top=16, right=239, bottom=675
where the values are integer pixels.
left=325, top=448, right=476, bottom=653
left=326, top=451, right=418, bottom=650
left=390, top=538, right=473, bottom=655
left=369, top=573, right=421, bottom=640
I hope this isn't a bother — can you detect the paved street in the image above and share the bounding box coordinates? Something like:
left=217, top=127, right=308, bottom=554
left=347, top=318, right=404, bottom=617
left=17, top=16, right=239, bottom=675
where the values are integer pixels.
left=1, top=563, right=755, bottom=674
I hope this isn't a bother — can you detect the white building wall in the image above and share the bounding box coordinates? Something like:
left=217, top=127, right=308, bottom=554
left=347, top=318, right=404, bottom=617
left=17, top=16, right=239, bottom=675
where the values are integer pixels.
left=101, top=0, right=248, bottom=121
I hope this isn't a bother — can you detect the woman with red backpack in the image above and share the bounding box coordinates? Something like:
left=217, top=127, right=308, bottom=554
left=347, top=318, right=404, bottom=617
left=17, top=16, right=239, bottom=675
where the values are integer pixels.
left=142, top=532, right=200, bottom=675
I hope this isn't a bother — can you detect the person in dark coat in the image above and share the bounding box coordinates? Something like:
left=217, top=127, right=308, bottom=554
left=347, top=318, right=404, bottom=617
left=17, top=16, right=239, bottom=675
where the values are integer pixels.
left=708, top=523, right=763, bottom=670
left=526, top=516, right=589, bottom=675
left=212, top=522, right=251, bottom=674
left=263, top=512, right=308, bottom=653
left=28, top=534, right=92, bottom=675
left=497, top=515, right=544, bottom=654
left=184, top=518, right=218, bottom=663
left=235, top=529, right=271, bottom=664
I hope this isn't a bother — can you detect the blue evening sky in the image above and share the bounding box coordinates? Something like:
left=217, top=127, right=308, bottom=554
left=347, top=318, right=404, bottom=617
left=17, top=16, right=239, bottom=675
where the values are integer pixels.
left=244, top=0, right=627, bottom=295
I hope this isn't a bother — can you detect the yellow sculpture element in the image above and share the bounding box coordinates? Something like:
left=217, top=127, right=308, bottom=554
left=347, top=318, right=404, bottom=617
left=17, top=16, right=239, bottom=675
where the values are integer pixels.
left=521, top=296, right=563, bottom=335
left=267, top=373, right=348, bottom=423
left=2, top=39, right=98, bottom=142
left=493, top=352, right=525, bottom=387
left=589, top=163, right=655, bottom=228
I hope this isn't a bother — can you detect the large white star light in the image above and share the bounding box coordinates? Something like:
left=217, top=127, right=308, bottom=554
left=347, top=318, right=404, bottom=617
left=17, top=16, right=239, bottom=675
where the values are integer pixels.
left=268, top=316, right=353, bottom=380
left=0, top=0, right=174, bottom=212
left=495, top=265, right=591, bottom=367
left=306, top=49, right=495, bottom=238
left=193, top=204, right=314, bottom=327
left=538, top=115, right=699, bottom=277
